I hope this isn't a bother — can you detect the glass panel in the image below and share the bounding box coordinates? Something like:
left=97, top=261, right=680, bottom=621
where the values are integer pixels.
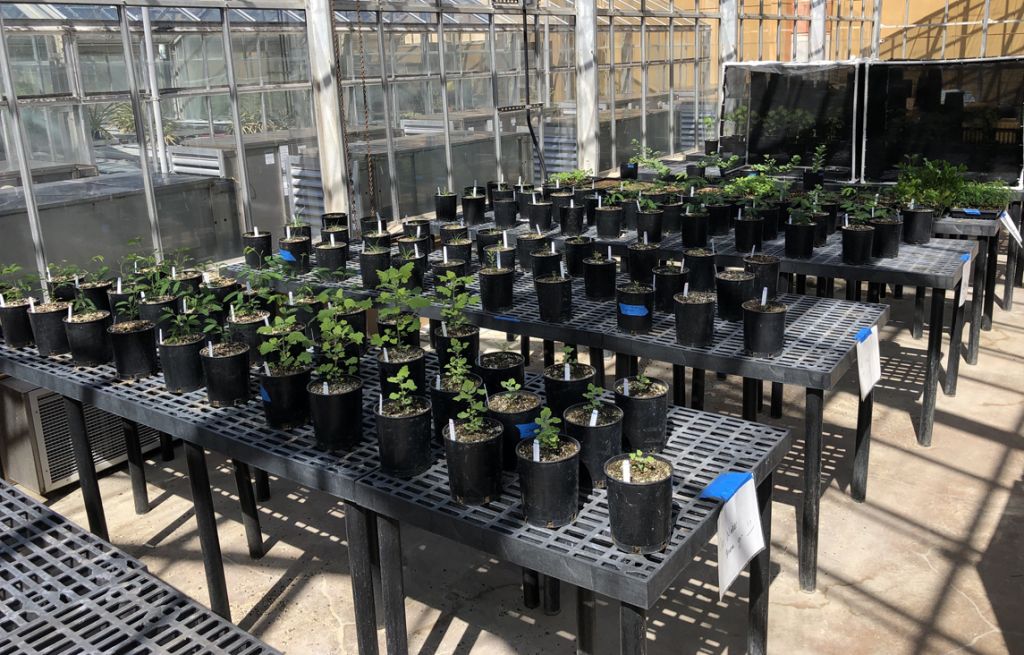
left=7, top=34, right=71, bottom=97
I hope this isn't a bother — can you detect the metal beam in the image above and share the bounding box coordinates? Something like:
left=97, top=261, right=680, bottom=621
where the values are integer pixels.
left=307, top=0, right=350, bottom=217
left=719, top=0, right=737, bottom=65
left=576, top=0, right=598, bottom=171
left=436, top=11, right=455, bottom=192
left=142, top=8, right=169, bottom=173
left=870, top=0, right=882, bottom=58
left=221, top=9, right=256, bottom=231
left=375, top=11, right=401, bottom=218
left=810, top=0, right=826, bottom=60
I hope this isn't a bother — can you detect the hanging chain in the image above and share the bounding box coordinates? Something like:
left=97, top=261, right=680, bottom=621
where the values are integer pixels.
left=328, top=6, right=356, bottom=219
left=354, top=0, right=376, bottom=215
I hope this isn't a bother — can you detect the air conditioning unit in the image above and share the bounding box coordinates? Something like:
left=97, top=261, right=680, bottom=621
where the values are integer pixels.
left=0, top=377, right=161, bottom=494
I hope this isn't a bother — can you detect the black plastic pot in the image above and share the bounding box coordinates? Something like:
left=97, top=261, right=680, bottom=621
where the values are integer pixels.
left=715, top=270, right=755, bottom=321
left=514, top=184, right=535, bottom=217
left=528, top=201, right=553, bottom=232
left=314, top=243, right=348, bottom=272
left=377, top=349, right=426, bottom=397
left=439, top=223, right=468, bottom=245
left=614, top=377, right=669, bottom=452
left=636, top=210, right=663, bottom=244
left=259, top=368, right=312, bottom=429
left=435, top=194, right=457, bottom=221
left=477, top=267, right=513, bottom=312
left=107, top=289, right=134, bottom=323
left=784, top=222, right=816, bottom=259
left=201, top=343, right=250, bottom=407
left=487, top=390, right=542, bottom=471
left=493, top=199, right=518, bottom=228
left=443, top=418, right=504, bottom=505
left=474, top=351, right=525, bottom=396
left=901, top=208, right=935, bottom=245
left=653, top=266, right=687, bottom=313
left=286, top=224, right=312, bottom=240
left=584, top=258, right=617, bottom=299
left=543, top=363, right=595, bottom=421
left=322, top=226, right=350, bottom=246
left=756, top=206, right=780, bottom=241
left=605, top=453, right=673, bottom=554
left=159, top=338, right=204, bottom=393
left=531, top=248, right=562, bottom=279
left=138, top=297, right=176, bottom=336
left=63, top=313, right=111, bottom=366
left=243, top=232, right=272, bottom=268
left=28, top=305, right=70, bottom=356
left=619, top=162, right=638, bottom=179
left=842, top=225, right=875, bottom=265
left=516, top=436, right=580, bottom=528
left=622, top=200, right=639, bottom=231
left=402, top=218, right=431, bottom=239
left=431, top=260, right=468, bottom=284
left=584, top=193, right=601, bottom=227
left=322, top=212, right=348, bottom=229
left=560, top=206, right=586, bottom=236
left=78, top=282, right=112, bottom=313
left=564, top=237, right=593, bottom=277
left=227, top=314, right=269, bottom=366
left=363, top=231, right=391, bottom=252
left=309, top=378, right=364, bottom=451
left=550, top=192, right=573, bottom=222
left=516, top=235, right=548, bottom=272
left=802, top=170, right=825, bottom=191
left=742, top=300, right=787, bottom=357
left=870, top=218, right=902, bottom=258
left=822, top=202, right=840, bottom=235
left=564, top=403, right=623, bottom=490
left=108, top=321, right=158, bottom=380
left=707, top=204, right=733, bottom=236
left=734, top=217, right=764, bottom=254
left=660, top=202, right=683, bottom=234
left=476, top=229, right=502, bottom=264
left=492, top=186, right=514, bottom=206
left=680, top=212, right=709, bottom=248
left=434, top=327, right=480, bottom=369
left=535, top=276, right=572, bottom=322
left=396, top=235, right=431, bottom=260
left=462, top=195, right=487, bottom=226
left=483, top=245, right=516, bottom=273
left=743, top=254, right=781, bottom=301
left=375, top=397, right=433, bottom=478
left=674, top=292, right=716, bottom=347
left=616, top=284, right=654, bottom=334
left=809, top=212, right=830, bottom=247
left=684, top=249, right=716, bottom=292
left=442, top=241, right=472, bottom=267
left=596, top=207, right=623, bottom=239
left=360, top=250, right=392, bottom=290
left=627, top=245, right=660, bottom=284
left=279, top=236, right=312, bottom=273
left=429, top=374, right=480, bottom=442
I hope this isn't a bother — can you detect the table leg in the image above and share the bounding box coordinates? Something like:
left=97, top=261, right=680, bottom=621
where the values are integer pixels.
left=918, top=288, right=946, bottom=447
left=855, top=282, right=862, bottom=301
left=815, top=276, right=826, bottom=297
left=64, top=397, right=108, bottom=540
left=428, top=318, right=440, bottom=349
left=621, top=603, right=647, bottom=655
left=377, top=515, right=409, bottom=655
left=183, top=442, right=230, bottom=620
left=894, top=284, right=904, bottom=299
left=844, top=279, right=856, bottom=301
left=742, top=378, right=759, bottom=421
left=800, top=387, right=824, bottom=592
left=967, top=238, right=988, bottom=365
left=983, top=233, right=997, bottom=330
left=521, top=335, right=531, bottom=366
left=615, top=353, right=633, bottom=381
left=796, top=274, right=807, bottom=295
left=757, top=381, right=764, bottom=413
left=159, top=433, right=175, bottom=461
left=852, top=391, right=873, bottom=503
left=1003, top=233, right=1016, bottom=311
left=691, top=369, right=705, bottom=410
left=589, top=347, right=605, bottom=387
left=232, top=460, right=264, bottom=560
left=672, top=365, right=686, bottom=406
left=345, top=502, right=380, bottom=655
left=576, top=587, right=597, bottom=655
left=254, top=468, right=271, bottom=501
left=543, top=340, right=555, bottom=367
left=522, top=568, right=540, bottom=609
left=543, top=576, right=561, bottom=616
left=121, top=419, right=149, bottom=515
left=867, top=282, right=880, bottom=303
left=770, top=382, right=783, bottom=418
left=944, top=282, right=965, bottom=397
left=748, top=473, right=774, bottom=655
left=912, top=287, right=925, bottom=339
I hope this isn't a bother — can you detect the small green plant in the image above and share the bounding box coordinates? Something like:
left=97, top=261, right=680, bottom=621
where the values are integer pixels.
left=386, top=365, right=417, bottom=412
left=259, top=324, right=313, bottom=374
left=371, top=264, right=430, bottom=351
left=70, top=295, right=98, bottom=316
left=561, top=345, right=577, bottom=364
left=637, top=197, right=658, bottom=213
left=534, top=406, right=561, bottom=451
left=792, top=188, right=823, bottom=214
left=500, top=377, right=522, bottom=393
left=434, top=270, right=478, bottom=331
left=0, top=264, right=33, bottom=302
left=701, top=115, right=717, bottom=133
left=454, top=380, right=487, bottom=434
left=810, top=144, right=827, bottom=173
left=548, top=168, right=592, bottom=188
left=46, top=260, right=85, bottom=284
left=317, top=311, right=364, bottom=384
left=632, top=362, right=653, bottom=394
left=751, top=154, right=802, bottom=176
left=628, top=449, right=655, bottom=473
left=628, top=140, right=671, bottom=178
left=582, top=382, right=604, bottom=411
left=160, top=294, right=218, bottom=343
left=443, top=338, right=472, bottom=384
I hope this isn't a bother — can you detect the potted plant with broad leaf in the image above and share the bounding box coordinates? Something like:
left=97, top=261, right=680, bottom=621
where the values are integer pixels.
left=803, top=144, right=828, bottom=191
left=76, top=255, right=113, bottom=313
left=614, top=362, right=669, bottom=452
left=434, top=270, right=480, bottom=366
left=27, top=282, right=71, bottom=357
left=543, top=345, right=596, bottom=422
left=158, top=297, right=209, bottom=393
left=702, top=115, right=719, bottom=154
left=373, top=264, right=429, bottom=396
left=479, top=248, right=514, bottom=313
left=487, top=377, right=543, bottom=471
left=258, top=318, right=314, bottom=429
left=316, top=287, right=372, bottom=354
left=200, top=320, right=250, bottom=407
left=309, top=309, right=365, bottom=451
left=225, top=286, right=273, bottom=366
left=564, top=383, right=623, bottom=490
left=0, top=265, right=37, bottom=348
left=605, top=450, right=674, bottom=553
left=516, top=406, right=580, bottom=528
left=635, top=196, right=664, bottom=244
left=792, top=188, right=830, bottom=246
left=474, top=342, right=525, bottom=395
left=839, top=188, right=876, bottom=265
left=374, top=364, right=433, bottom=478
left=135, top=261, right=180, bottom=334
left=44, top=260, right=82, bottom=302
left=443, top=380, right=504, bottom=505
left=108, top=290, right=159, bottom=380
left=64, top=294, right=112, bottom=366
left=430, top=338, right=484, bottom=441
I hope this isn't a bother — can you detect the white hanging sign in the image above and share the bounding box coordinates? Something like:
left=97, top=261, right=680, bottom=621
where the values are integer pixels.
left=855, top=326, right=881, bottom=400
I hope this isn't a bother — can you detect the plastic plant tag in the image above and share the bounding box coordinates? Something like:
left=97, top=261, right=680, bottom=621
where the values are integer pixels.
left=855, top=326, right=881, bottom=400
left=844, top=213, right=849, bottom=227
left=209, top=341, right=216, bottom=356
left=46, top=268, right=52, bottom=282
left=379, top=394, right=384, bottom=413
left=278, top=249, right=296, bottom=262
left=564, top=363, right=571, bottom=380
left=502, top=231, right=509, bottom=247
left=443, top=247, right=449, bottom=263
left=598, top=196, right=602, bottom=208
left=441, top=322, right=448, bottom=337
left=622, top=460, right=631, bottom=483
left=590, top=409, right=598, bottom=426
left=516, top=422, right=538, bottom=438
left=0, top=294, right=5, bottom=307
left=560, top=262, right=567, bottom=278
left=263, top=316, right=270, bottom=327
left=683, top=282, right=689, bottom=297
left=286, top=225, right=292, bottom=239
left=761, top=287, right=768, bottom=306
left=551, top=242, right=556, bottom=254
left=698, top=471, right=764, bottom=599
left=449, top=419, right=457, bottom=441
left=607, top=246, right=613, bottom=260
left=116, top=277, right=122, bottom=294
left=999, top=210, right=1022, bottom=246
left=330, top=233, right=336, bottom=246
left=171, top=266, right=177, bottom=279
left=436, top=375, right=441, bottom=390
left=751, top=246, right=755, bottom=256
left=382, top=348, right=389, bottom=363
left=536, top=225, right=542, bottom=235
left=644, top=232, right=649, bottom=245
left=959, top=253, right=971, bottom=306
left=619, top=303, right=649, bottom=317
left=74, top=275, right=80, bottom=288
left=963, top=208, right=981, bottom=215
left=437, top=186, right=441, bottom=195
left=322, top=381, right=329, bottom=394
left=570, top=198, right=574, bottom=208
left=414, top=244, right=419, bottom=259
left=139, top=291, right=146, bottom=301
left=288, top=291, right=294, bottom=305
left=689, top=186, right=694, bottom=197
left=623, top=378, right=630, bottom=397
left=533, top=439, right=541, bottom=462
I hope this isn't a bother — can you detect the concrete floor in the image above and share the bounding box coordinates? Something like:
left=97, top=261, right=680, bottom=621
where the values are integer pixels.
left=34, top=254, right=1024, bottom=655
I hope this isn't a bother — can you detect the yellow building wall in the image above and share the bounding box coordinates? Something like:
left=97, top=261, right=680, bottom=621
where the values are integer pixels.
left=879, top=0, right=1024, bottom=59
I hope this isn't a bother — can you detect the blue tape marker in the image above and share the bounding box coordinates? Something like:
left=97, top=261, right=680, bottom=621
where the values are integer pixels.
left=619, top=303, right=649, bottom=317
left=278, top=249, right=296, bottom=262
left=855, top=327, right=873, bottom=342
left=516, top=422, right=538, bottom=438
left=495, top=315, right=520, bottom=322
left=960, top=252, right=970, bottom=262
left=964, top=208, right=981, bottom=215
left=259, top=385, right=271, bottom=403
left=699, top=471, right=753, bottom=501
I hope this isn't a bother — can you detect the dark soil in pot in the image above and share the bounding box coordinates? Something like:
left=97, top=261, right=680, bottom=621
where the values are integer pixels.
left=159, top=335, right=204, bottom=393
left=842, top=224, right=875, bottom=265
left=227, top=310, right=271, bottom=366
left=279, top=236, right=312, bottom=273
left=64, top=311, right=112, bottom=366
left=108, top=320, right=158, bottom=380
left=435, top=193, right=457, bottom=221
left=564, top=402, right=623, bottom=490
left=681, top=212, right=710, bottom=248
left=605, top=453, right=673, bottom=554
left=360, top=249, right=392, bottom=290
left=474, top=350, right=525, bottom=396
left=674, top=291, right=716, bottom=347
left=309, top=377, right=364, bottom=451
left=614, top=376, right=669, bottom=452
left=516, top=436, right=580, bottom=528
left=487, top=389, right=542, bottom=471
left=596, top=206, right=623, bottom=239
left=742, top=300, right=787, bottom=357
left=443, top=418, right=504, bottom=505
left=544, top=362, right=596, bottom=421
left=784, top=221, right=816, bottom=259
left=316, top=243, right=349, bottom=271
left=636, top=210, right=664, bottom=243
left=531, top=248, right=563, bottom=279
left=715, top=270, right=755, bottom=321
left=870, top=217, right=902, bottom=258
left=734, top=217, right=764, bottom=253
left=534, top=274, right=572, bottom=322
left=901, top=207, right=935, bottom=245
left=584, top=257, right=617, bottom=299
left=616, top=283, right=655, bottom=334
left=683, top=248, right=717, bottom=292
left=516, top=234, right=549, bottom=272
left=653, top=265, right=687, bottom=313
left=565, top=237, right=593, bottom=277
left=201, top=342, right=250, bottom=406
left=28, top=302, right=71, bottom=355
left=493, top=199, right=519, bottom=228
left=375, top=396, right=433, bottom=478
left=743, top=254, right=781, bottom=301
left=462, top=195, right=487, bottom=226
left=259, top=368, right=312, bottom=429
left=627, top=243, right=660, bottom=284
left=377, top=347, right=426, bottom=397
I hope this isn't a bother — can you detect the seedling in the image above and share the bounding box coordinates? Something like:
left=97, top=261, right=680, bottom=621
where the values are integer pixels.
left=582, top=382, right=604, bottom=411
left=317, top=307, right=365, bottom=384
left=454, top=379, right=487, bottom=434
left=434, top=270, right=478, bottom=331
left=259, top=326, right=313, bottom=374
left=628, top=449, right=655, bottom=474
left=443, top=338, right=471, bottom=385
left=386, top=365, right=418, bottom=412
left=500, top=377, right=522, bottom=393
left=810, top=144, right=827, bottom=173
left=371, top=264, right=429, bottom=350
left=534, top=406, right=561, bottom=452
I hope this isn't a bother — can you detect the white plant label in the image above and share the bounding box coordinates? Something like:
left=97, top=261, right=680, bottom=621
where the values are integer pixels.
left=449, top=419, right=457, bottom=441
left=607, top=246, right=612, bottom=260
left=436, top=374, right=441, bottom=390
left=322, top=381, right=329, bottom=394
left=761, top=287, right=768, bottom=306
left=74, top=276, right=79, bottom=288
left=288, top=291, right=294, bottom=305
left=263, top=316, right=270, bottom=327
left=171, top=266, right=177, bottom=279
left=443, top=247, right=449, bottom=263
left=560, top=262, right=567, bottom=278
left=286, top=226, right=292, bottom=239
left=208, top=341, right=215, bottom=355
left=0, top=294, right=5, bottom=307
left=379, top=394, right=384, bottom=413
left=532, top=439, right=541, bottom=462
left=382, top=348, right=389, bottom=363
left=564, top=363, right=571, bottom=380
left=959, top=254, right=971, bottom=307
left=502, top=231, right=509, bottom=247
left=116, top=277, right=122, bottom=294
left=623, top=378, right=630, bottom=397
left=158, top=329, right=164, bottom=344
left=622, top=460, right=631, bottom=483
left=683, top=282, right=690, bottom=297
left=67, top=305, right=73, bottom=320
left=999, top=210, right=1022, bottom=246
left=230, top=305, right=236, bottom=321
left=414, top=244, right=420, bottom=259
left=441, top=322, right=448, bottom=337
left=844, top=213, right=849, bottom=227
left=855, top=326, right=881, bottom=400
left=330, top=233, right=336, bottom=246
left=254, top=226, right=260, bottom=236
left=590, top=409, right=599, bottom=426
left=551, top=242, right=556, bottom=254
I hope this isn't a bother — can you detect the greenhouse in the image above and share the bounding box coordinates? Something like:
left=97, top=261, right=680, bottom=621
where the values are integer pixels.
left=0, top=0, right=1021, bottom=653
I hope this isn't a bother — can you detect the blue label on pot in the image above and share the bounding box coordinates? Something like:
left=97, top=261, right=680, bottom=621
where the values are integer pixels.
left=278, top=249, right=296, bottom=262
left=495, top=315, right=520, bottom=322
left=699, top=471, right=753, bottom=501
left=855, top=327, right=873, bottom=342
left=259, top=385, right=271, bottom=402
left=619, top=303, right=649, bottom=317
left=960, top=252, right=971, bottom=262
left=516, top=422, right=538, bottom=438
left=964, top=208, right=981, bottom=215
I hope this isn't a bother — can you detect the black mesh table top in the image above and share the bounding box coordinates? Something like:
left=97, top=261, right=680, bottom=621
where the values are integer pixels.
left=0, top=481, right=280, bottom=655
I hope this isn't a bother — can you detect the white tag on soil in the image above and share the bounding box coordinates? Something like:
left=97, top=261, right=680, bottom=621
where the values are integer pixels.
left=564, top=363, right=571, bottom=380
left=532, top=439, right=541, bottom=462
left=449, top=419, right=457, bottom=441
left=622, top=460, right=631, bottom=483
left=590, top=409, right=598, bottom=426
left=623, top=378, right=630, bottom=397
